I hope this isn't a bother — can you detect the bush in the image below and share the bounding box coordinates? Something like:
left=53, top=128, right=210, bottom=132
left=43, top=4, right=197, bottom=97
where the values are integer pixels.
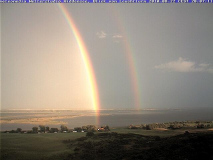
left=197, top=124, right=204, bottom=129
left=155, top=136, right=161, bottom=141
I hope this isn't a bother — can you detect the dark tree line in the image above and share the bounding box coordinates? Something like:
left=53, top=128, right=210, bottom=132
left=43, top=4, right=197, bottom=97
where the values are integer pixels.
left=4, top=124, right=110, bottom=133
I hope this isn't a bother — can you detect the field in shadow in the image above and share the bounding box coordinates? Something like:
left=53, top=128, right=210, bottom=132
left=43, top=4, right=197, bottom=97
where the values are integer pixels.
left=65, top=131, right=213, bottom=160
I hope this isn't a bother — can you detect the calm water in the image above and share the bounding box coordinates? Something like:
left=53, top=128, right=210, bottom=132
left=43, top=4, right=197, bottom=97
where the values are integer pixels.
left=1, top=108, right=213, bottom=131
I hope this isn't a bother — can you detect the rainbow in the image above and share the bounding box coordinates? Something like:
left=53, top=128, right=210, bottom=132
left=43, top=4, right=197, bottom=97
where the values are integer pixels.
left=123, top=38, right=141, bottom=110
left=111, top=7, right=141, bottom=110
left=57, top=4, right=100, bottom=123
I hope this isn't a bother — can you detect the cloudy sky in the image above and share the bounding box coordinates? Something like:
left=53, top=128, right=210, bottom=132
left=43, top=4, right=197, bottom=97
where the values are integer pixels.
left=1, top=4, right=213, bottom=110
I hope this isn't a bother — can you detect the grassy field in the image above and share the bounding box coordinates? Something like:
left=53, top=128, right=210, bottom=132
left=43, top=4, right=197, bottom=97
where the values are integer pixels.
left=0, top=128, right=212, bottom=160
left=111, top=127, right=210, bottom=137
left=0, top=132, right=86, bottom=160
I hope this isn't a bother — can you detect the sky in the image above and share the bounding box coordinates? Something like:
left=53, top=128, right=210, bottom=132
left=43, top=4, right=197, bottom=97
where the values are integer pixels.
left=1, top=4, right=213, bottom=110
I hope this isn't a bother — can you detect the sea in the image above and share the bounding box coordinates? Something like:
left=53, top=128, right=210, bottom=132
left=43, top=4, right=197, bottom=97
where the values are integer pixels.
left=1, top=108, right=213, bottom=131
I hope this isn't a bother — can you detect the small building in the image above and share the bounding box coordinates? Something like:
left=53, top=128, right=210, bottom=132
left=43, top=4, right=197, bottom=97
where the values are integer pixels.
left=97, top=128, right=105, bottom=132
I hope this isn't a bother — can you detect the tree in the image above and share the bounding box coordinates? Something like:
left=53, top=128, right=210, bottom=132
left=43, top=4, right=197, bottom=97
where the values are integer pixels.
left=61, top=125, right=68, bottom=132
left=39, top=125, right=45, bottom=132
left=82, top=126, right=87, bottom=132
left=16, top=128, right=22, bottom=133
left=86, top=125, right=97, bottom=132
left=46, top=126, right=50, bottom=132
left=146, top=124, right=153, bottom=130
left=10, top=130, right=16, bottom=133
left=50, top=128, right=59, bottom=133
left=74, top=127, right=82, bottom=132
left=104, top=125, right=110, bottom=131
left=32, top=127, right=38, bottom=133
left=101, top=125, right=110, bottom=131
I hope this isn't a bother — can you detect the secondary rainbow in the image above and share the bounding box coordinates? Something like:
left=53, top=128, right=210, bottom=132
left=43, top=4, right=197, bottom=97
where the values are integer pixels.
left=57, top=4, right=100, bottom=120
left=111, top=7, right=141, bottom=110
left=123, top=38, right=141, bottom=110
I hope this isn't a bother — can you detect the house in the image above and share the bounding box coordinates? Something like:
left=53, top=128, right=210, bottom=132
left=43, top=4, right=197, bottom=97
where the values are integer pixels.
left=128, top=125, right=141, bottom=129
left=97, top=125, right=110, bottom=132
left=97, top=128, right=105, bottom=132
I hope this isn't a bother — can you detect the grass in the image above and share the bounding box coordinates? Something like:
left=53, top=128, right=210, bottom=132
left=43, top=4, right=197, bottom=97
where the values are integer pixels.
left=0, top=132, right=86, bottom=160
left=110, top=127, right=209, bottom=137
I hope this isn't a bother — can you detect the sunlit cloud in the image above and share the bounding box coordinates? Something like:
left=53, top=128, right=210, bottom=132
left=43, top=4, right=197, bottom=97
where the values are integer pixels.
left=113, top=34, right=123, bottom=38
left=155, top=57, right=213, bottom=73
left=96, top=31, right=106, bottom=38
left=112, top=34, right=123, bottom=43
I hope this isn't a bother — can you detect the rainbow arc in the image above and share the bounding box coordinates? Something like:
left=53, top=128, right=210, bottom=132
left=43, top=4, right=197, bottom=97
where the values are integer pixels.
left=57, top=4, right=100, bottom=124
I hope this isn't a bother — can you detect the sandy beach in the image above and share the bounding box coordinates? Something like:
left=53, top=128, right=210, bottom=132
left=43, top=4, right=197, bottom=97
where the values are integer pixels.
left=0, top=115, right=85, bottom=125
